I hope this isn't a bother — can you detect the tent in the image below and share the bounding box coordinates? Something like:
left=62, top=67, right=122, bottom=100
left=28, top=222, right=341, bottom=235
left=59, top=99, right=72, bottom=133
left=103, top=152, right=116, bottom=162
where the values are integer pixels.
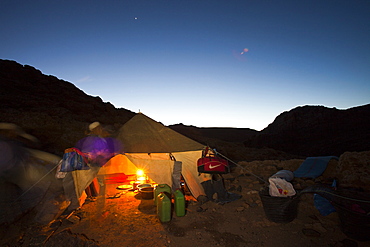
left=102, top=113, right=207, bottom=197
left=66, top=113, right=207, bottom=209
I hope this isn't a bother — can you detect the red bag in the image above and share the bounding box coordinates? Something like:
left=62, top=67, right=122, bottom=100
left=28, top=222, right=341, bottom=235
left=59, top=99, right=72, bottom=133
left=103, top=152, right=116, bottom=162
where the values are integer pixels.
left=197, top=147, right=230, bottom=174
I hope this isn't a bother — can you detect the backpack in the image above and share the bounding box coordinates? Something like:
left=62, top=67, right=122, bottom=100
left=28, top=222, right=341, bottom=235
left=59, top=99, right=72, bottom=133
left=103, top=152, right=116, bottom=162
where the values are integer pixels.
left=59, top=148, right=90, bottom=172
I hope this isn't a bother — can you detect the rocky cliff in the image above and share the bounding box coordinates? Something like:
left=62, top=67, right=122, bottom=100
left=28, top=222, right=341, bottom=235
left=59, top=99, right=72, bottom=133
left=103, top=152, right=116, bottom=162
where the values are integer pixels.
left=170, top=104, right=370, bottom=157
left=243, top=105, right=370, bottom=157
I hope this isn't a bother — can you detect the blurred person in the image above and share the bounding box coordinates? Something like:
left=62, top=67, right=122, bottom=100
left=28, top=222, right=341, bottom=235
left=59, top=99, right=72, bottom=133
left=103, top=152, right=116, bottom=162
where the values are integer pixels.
left=0, top=123, right=38, bottom=182
left=0, top=123, right=43, bottom=223
left=75, top=122, right=122, bottom=207
left=75, top=122, right=122, bottom=167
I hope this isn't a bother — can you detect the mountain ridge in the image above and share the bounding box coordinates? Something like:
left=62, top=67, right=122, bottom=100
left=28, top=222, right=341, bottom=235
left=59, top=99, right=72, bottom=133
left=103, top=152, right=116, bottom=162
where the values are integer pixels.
left=1, top=59, right=369, bottom=160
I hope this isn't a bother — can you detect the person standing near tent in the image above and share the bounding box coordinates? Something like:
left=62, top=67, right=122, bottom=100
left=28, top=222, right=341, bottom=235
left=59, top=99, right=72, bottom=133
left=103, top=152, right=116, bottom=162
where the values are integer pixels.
left=75, top=122, right=122, bottom=168
left=74, top=122, right=122, bottom=214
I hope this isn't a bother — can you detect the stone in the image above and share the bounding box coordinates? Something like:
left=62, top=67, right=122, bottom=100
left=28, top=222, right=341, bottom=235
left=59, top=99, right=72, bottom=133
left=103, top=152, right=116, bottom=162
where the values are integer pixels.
left=236, top=207, right=245, bottom=212
left=302, top=228, right=321, bottom=237
left=66, top=214, right=81, bottom=224
left=336, top=151, right=370, bottom=191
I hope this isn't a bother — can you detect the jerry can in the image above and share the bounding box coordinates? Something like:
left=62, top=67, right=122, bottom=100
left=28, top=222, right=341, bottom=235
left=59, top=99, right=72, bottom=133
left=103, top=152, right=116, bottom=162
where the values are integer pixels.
left=154, top=184, right=171, bottom=204
left=157, top=192, right=171, bottom=222
left=174, top=189, right=185, bottom=217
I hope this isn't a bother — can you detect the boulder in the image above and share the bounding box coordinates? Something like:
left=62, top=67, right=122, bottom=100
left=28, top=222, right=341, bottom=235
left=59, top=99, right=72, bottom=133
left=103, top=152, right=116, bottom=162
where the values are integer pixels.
left=336, top=151, right=370, bottom=192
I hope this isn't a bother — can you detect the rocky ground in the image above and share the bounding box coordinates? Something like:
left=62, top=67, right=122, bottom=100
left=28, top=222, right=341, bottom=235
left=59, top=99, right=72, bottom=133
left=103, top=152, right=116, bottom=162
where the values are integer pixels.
left=1, top=157, right=369, bottom=247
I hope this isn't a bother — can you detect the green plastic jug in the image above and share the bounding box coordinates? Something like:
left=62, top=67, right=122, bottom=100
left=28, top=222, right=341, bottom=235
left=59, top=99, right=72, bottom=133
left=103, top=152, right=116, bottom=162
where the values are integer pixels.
left=157, top=192, right=171, bottom=222
left=174, top=189, right=185, bottom=217
left=154, top=184, right=171, bottom=204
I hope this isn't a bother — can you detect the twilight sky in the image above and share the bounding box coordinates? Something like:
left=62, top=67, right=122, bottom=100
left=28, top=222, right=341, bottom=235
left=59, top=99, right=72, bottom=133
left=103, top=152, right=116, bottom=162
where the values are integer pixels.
left=1, top=0, right=369, bottom=130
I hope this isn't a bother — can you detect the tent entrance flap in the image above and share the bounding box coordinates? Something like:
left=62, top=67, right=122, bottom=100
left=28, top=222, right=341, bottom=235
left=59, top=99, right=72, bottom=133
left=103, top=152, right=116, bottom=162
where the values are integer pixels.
left=99, top=151, right=206, bottom=198
left=172, top=150, right=206, bottom=199
left=126, top=154, right=175, bottom=188
left=99, top=154, right=178, bottom=190
left=172, top=161, right=182, bottom=192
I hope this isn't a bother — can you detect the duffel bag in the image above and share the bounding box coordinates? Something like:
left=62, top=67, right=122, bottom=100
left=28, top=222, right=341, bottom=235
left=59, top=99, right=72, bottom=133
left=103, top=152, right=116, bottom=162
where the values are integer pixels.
left=197, top=147, right=230, bottom=174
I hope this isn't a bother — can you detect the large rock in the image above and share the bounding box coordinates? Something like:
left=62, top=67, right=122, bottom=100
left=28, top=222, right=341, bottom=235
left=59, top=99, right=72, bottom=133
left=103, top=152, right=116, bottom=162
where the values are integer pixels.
left=336, top=151, right=370, bottom=192
left=236, top=159, right=303, bottom=180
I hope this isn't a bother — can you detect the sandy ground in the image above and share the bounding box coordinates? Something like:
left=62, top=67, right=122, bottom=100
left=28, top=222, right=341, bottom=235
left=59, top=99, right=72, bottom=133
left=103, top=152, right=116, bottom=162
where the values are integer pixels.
left=2, top=169, right=368, bottom=247
left=0, top=160, right=370, bottom=247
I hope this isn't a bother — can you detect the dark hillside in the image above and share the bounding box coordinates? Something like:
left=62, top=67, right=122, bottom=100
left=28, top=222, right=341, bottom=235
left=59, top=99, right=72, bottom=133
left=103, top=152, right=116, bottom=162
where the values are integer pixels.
left=169, top=124, right=258, bottom=143
left=1, top=59, right=369, bottom=159
left=0, top=59, right=135, bottom=155
left=170, top=104, right=370, bottom=157
left=244, top=104, right=370, bottom=156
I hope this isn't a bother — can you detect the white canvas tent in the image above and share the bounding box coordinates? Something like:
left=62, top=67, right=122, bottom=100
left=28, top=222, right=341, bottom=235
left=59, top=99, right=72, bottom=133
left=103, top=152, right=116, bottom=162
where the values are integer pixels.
left=99, top=113, right=207, bottom=198
left=65, top=113, right=207, bottom=209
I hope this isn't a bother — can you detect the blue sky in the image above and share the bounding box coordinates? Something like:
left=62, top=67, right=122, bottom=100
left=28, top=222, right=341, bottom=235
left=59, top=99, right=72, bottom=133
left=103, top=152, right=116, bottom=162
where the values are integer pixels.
left=1, top=0, right=369, bottom=130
